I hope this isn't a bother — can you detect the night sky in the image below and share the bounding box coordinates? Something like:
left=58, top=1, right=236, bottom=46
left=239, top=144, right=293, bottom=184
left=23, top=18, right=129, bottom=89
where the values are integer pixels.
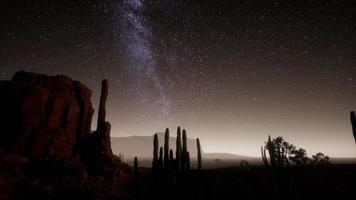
left=1, top=0, right=355, bottom=157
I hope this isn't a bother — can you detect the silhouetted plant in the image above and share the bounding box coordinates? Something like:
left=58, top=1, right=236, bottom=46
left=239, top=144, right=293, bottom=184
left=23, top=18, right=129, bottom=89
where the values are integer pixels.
left=240, top=160, right=250, bottom=171
left=164, top=128, right=169, bottom=169
left=169, top=149, right=174, bottom=165
left=151, top=127, right=199, bottom=188
left=197, top=138, right=202, bottom=170
left=159, top=147, right=163, bottom=170
left=134, top=156, right=138, bottom=177
left=351, top=111, right=356, bottom=143
left=176, top=127, right=182, bottom=171
left=152, top=134, right=159, bottom=184
left=134, top=156, right=141, bottom=199
left=310, top=152, right=330, bottom=165
left=263, top=135, right=323, bottom=167
left=169, top=149, right=175, bottom=184
left=266, top=135, right=276, bottom=168
left=186, top=151, right=190, bottom=170
left=289, top=148, right=309, bottom=166
left=182, top=129, right=188, bottom=171
left=153, top=134, right=159, bottom=168
left=273, top=137, right=295, bottom=167
left=261, top=146, right=269, bottom=167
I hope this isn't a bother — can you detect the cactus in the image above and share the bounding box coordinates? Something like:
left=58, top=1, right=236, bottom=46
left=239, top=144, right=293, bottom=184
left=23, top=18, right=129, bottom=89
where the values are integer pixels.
left=134, top=156, right=139, bottom=176
left=182, top=129, right=187, bottom=170
left=134, top=156, right=140, bottom=198
left=152, top=133, right=158, bottom=167
left=276, top=140, right=282, bottom=167
left=261, top=146, right=265, bottom=164
left=164, top=128, right=170, bottom=169
left=153, top=133, right=159, bottom=168
left=169, top=149, right=174, bottom=161
left=97, top=79, right=108, bottom=131
left=197, top=138, right=202, bottom=170
left=261, top=146, right=269, bottom=167
left=267, top=135, right=276, bottom=168
left=176, top=127, right=182, bottom=171
left=159, top=147, right=163, bottom=170
left=351, top=111, right=356, bottom=143
left=169, top=149, right=174, bottom=168
left=186, top=151, right=190, bottom=170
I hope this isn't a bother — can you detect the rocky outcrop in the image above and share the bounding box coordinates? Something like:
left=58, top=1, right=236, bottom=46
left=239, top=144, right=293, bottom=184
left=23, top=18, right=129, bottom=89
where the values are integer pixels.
left=0, top=71, right=114, bottom=164
left=96, top=79, right=113, bottom=156
left=0, top=71, right=133, bottom=199
left=0, top=71, right=94, bottom=157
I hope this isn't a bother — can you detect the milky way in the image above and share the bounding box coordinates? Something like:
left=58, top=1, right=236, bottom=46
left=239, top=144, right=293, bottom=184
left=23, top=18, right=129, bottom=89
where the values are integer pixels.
left=117, top=0, right=170, bottom=124
left=1, top=0, right=355, bottom=157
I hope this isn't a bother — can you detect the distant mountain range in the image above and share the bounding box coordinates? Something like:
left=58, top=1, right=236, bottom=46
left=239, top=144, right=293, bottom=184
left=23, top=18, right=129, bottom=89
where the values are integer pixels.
left=110, top=133, right=254, bottom=162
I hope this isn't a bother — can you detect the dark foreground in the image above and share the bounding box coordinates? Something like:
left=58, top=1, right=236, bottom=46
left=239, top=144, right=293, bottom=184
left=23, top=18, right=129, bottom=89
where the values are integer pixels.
left=136, top=164, right=356, bottom=200
left=1, top=157, right=356, bottom=200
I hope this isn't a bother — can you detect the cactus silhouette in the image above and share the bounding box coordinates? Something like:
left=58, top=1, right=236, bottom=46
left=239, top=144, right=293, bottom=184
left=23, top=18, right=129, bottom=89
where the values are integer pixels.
left=351, top=111, right=356, bottom=143
left=169, top=149, right=174, bottom=168
left=169, top=149, right=174, bottom=161
left=159, top=147, right=163, bottom=170
left=197, top=138, right=202, bottom=170
left=134, top=156, right=139, bottom=176
left=267, top=135, right=276, bottom=168
left=152, top=133, right=159, bottom=184
left=261, top=146, right=269, bottom=167
left=182, top=129, right=188, bottom=170
left=134, top=156, right=141, bottom=199
left=176, top=127, right=182, bottom=171
left=153, top=134, right=159, bottom=168
left=164, top=128, right=170, bottom=169
left=186, top=151, right=190, bottom=170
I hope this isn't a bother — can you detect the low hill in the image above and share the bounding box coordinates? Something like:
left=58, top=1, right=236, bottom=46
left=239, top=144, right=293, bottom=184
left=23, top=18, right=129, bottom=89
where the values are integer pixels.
left=111, top=132, right=199, bottom=159
left=110, top=134, right=257, bottom=168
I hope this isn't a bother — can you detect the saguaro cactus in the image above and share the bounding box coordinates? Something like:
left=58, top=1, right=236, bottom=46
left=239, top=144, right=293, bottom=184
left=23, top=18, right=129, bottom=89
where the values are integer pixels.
left=261, top=146, right=269, bottom=167
left=97, top=79, right=108, bottom=131
left=176, top=127, right=182, bottom=171
left=159, top=147, right=163, bottom=170
left=164, top=128, right=170, bottom=169
left=134, top=156, right=140, bottom=198
left=267, top=135, right=276, bottom=168
left=182, top=129, right=188, bottom=170
left=169, top=149, right=174, bottom=168
left=153, top=134, right=159, bottom=168
left=134, top=156, right=139, bottom=176
left=351, top=111, right=356, bottom=143
left=186, top=151, right=190, bottom=170
left=169, top=149, right=174, bottom=161
left=197, top=138, right=202, bottom=170
left=152, top=134, right=159, bottom=185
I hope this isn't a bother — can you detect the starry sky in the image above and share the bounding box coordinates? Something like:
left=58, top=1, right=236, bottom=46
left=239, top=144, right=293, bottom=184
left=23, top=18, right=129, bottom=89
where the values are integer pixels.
left=1, top=0, right=355, bottom=157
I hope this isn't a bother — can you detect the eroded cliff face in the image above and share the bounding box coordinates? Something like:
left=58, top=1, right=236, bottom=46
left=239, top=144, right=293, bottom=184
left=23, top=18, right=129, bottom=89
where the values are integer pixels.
left=0, top=71, right=126, bottom=180
left=0, top=71, right=133, bottom=199
left=0, top=71, right=94, bottom=157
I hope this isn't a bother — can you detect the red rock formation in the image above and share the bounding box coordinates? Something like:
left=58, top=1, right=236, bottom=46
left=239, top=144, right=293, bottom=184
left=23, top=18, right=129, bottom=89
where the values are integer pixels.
left=0, top=71, right=94, bottom=157
left=0, top=71, right=132, bottom=199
